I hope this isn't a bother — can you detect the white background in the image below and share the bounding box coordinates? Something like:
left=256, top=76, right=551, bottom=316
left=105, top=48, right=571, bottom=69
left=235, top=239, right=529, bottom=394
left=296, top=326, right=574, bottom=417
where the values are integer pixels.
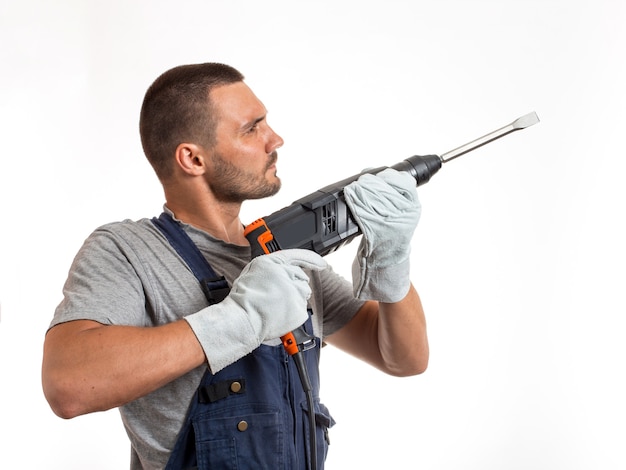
left=1, top=1, right=625, bottom=468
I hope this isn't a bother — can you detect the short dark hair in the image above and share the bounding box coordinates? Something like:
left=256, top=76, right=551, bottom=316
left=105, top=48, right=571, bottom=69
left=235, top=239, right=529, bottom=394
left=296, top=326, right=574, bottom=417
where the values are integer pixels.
left=139, top=63, right=245, bottom=181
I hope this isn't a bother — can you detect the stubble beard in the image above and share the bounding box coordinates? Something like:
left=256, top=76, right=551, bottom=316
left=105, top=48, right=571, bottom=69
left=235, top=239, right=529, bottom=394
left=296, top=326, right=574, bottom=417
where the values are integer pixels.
left=209, top=151, right=281, bottom=203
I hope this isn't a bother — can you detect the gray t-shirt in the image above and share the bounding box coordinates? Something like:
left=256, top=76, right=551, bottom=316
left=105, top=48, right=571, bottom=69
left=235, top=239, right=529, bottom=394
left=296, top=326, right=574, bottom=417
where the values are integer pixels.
left=50, top=210, right=364, bottom=469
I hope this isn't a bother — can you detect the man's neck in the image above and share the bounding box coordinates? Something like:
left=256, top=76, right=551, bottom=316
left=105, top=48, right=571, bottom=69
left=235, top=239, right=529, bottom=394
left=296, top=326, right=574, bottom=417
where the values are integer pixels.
left=165, top=197, right=248, bottom=246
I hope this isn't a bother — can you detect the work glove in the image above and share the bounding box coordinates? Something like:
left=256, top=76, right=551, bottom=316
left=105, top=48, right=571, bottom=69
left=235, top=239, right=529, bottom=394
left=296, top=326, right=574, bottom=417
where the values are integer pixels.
left=343, top=168, right=421, bottom=303
left=185, top=249, right=327, bottom=373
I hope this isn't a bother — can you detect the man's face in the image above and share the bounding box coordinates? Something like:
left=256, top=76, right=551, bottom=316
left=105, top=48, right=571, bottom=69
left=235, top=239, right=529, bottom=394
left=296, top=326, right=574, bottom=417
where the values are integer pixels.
left=204, top=81, right=284, bottom=203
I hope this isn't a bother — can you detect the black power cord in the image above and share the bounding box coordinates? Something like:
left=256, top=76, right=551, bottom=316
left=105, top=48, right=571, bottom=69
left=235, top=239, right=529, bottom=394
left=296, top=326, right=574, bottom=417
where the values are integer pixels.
left=292, top=351, right=317, bottom=470
left=282, top=325, right=318, bottom=469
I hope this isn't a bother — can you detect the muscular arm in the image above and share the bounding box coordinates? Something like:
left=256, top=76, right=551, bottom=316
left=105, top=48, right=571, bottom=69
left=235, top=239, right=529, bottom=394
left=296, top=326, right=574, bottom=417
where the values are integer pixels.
left=42, top=319, right=205, bottom=419
left=325, top=283, right=428, bottom=377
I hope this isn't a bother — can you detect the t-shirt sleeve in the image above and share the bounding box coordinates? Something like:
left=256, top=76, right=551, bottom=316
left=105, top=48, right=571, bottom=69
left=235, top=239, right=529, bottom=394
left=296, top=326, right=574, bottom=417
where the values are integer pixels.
left=50, top=226, right=150, bottom=329
left=311, top=264, right=365, bottom=338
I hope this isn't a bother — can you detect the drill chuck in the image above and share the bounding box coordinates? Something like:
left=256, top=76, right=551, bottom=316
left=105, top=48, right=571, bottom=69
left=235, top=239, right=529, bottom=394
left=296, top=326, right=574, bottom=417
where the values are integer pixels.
left=390, top=154, right=442, bottom=186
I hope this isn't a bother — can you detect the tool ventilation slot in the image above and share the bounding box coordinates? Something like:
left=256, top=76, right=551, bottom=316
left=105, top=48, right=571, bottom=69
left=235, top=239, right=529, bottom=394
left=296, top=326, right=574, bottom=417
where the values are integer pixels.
left=265, top=239, right=281, bottom=253
left=322, top=201, right=337, bottom=236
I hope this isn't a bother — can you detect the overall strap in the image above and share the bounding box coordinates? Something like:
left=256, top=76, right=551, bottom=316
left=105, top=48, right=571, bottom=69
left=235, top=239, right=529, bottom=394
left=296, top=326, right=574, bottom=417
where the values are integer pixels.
left=151, top=212, right=230, bottom=305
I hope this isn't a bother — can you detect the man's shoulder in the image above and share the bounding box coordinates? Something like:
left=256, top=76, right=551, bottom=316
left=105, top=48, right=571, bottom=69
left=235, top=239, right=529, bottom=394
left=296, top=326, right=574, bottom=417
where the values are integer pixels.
left=84, top=217, right=168, bottom=255
left=93, top=217, right=159, bottom=238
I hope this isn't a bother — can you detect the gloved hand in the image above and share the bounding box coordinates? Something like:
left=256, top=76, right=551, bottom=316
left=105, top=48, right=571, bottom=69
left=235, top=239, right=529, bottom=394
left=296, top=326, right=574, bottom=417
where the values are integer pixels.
left=185, top=249, right=327, bottom=373
left=343, top=168, right=421, bottom=303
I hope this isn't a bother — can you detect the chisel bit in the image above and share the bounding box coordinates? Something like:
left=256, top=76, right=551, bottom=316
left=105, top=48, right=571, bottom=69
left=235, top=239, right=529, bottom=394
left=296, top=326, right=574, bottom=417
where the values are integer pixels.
left=440, top=111, right=540, bottom=163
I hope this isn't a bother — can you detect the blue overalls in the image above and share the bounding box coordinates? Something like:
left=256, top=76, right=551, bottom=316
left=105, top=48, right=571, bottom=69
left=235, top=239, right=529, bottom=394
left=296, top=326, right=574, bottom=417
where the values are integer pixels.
left=153, top=213, right=334, bottom=469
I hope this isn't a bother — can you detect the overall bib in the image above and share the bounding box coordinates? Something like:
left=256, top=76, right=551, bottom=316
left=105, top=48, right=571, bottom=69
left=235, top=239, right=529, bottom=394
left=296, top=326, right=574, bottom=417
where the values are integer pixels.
left=153, top=213, right=334, bottom=469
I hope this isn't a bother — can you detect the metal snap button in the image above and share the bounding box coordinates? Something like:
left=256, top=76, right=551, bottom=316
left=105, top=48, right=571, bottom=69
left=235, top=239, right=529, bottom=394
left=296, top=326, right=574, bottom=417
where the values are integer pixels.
left=237, top=420, right=248, bottom=432
left=230, top=381, right=242, bottom=393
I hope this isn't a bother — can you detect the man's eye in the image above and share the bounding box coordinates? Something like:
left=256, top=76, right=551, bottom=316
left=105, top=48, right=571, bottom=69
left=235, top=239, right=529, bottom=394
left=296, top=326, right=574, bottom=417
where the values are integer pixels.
left=246, top=119, right=264, bottom=134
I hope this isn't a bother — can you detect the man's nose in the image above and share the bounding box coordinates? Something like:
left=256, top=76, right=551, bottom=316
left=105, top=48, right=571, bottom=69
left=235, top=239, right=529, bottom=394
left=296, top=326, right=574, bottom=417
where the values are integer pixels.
left=267, top=125, right=284, bottom=153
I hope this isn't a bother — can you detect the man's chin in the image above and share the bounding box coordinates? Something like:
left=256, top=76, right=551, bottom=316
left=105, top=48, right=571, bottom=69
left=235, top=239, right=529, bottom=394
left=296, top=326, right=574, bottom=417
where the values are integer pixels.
left=247, top=180, right=281, bottom=201
left=266, top=179, right=282, bottom=198
left=268, top=174, right=282, bottom=194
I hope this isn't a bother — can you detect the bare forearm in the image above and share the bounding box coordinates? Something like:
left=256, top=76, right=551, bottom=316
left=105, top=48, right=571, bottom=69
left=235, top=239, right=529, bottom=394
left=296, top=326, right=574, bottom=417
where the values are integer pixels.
left=327, top=284, right=429, bottom=377
left=377, top=285, right=429, bottom=376
left=42, top=319, right=205, bottom=419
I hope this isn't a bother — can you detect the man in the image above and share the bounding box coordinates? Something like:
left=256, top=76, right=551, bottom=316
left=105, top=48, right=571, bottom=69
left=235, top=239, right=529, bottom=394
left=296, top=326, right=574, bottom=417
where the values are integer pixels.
left=42, top=63, right=428, bottom=469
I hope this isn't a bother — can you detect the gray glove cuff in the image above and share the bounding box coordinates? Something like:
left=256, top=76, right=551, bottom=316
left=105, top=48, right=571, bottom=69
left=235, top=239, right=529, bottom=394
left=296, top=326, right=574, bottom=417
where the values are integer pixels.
left=352, top=253, right=411, bottom=303
left=184, top=297, right=260, bottom=374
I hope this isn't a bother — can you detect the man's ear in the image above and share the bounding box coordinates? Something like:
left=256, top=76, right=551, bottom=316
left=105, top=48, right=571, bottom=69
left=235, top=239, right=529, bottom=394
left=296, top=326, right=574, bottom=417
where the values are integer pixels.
left=174, top=143, right=206, bottom=176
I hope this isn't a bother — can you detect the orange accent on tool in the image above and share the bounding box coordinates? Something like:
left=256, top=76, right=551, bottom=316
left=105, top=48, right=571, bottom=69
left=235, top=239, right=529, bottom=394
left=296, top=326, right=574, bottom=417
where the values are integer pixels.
left=242, top=218, right=264, bottom=236
left=281, top=331, right=299, bottom=356
left=243, top=218, right=275, bottom=255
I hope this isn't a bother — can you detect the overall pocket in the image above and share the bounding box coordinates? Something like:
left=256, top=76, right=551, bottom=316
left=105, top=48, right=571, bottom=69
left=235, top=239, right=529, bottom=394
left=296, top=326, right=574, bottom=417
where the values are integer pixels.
left=193, top=404, right=284, bottom=470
